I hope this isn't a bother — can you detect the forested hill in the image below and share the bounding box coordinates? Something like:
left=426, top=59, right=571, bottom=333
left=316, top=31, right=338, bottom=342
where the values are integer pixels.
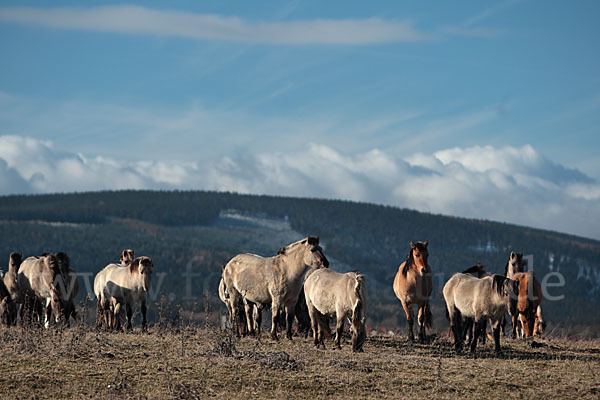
left=1, top=190, right=599, bottom=331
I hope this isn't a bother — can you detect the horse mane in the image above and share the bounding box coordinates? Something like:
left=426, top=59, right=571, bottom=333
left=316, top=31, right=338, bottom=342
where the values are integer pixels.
left=43, top=254, right=61, bottom=277
left=491, top=275, right=506, bottom=297
left=130, top=257, right=141, bottom=273
left=402, top=249, right=414, bottom=276
left=462, top=263, right=485, bottom=276
left=277, top=236, right=319, bottom=257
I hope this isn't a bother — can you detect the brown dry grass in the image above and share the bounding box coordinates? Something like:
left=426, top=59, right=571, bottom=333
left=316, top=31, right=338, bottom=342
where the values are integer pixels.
left=0, top=322, right=599, bottom=400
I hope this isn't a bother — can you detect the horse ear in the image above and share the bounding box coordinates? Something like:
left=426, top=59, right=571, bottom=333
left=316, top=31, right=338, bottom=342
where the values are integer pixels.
left=510, top=251, right=516, bottom=259
left=410, top=242, right=416, bottom=249
left=423, top=240, right=429, bottom=247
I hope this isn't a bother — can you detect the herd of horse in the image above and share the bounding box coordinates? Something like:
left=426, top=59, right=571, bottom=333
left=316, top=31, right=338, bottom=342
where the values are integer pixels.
left=0, top=249, right=153, bottom=331
left=219, top=237, right=546, bottom=354
left=0, top=236, right=546, bottom=354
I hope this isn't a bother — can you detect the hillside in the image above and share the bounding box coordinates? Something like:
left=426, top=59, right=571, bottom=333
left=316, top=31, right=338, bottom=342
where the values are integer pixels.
left=1, top=190, right=599, bottom=331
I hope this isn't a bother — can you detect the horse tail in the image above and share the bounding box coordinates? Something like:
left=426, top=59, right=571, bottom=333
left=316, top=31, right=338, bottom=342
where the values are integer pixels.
left=352, top=273, right=366, bottom=352
left=353, top=273, right=365, bottom=322
left=425, top=303, right=433, bottom=330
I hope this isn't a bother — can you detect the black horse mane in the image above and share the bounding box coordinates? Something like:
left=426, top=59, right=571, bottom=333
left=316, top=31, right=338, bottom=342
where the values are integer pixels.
left=492, top=275, right=506, bottom=296
left=402, top=249, right=414, bottom=276
left=462, top=263, right=485, bottom=276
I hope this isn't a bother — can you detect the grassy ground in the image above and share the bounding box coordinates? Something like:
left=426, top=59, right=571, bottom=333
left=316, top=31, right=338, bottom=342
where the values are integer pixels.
left=0, top=321, right=599, bottom=400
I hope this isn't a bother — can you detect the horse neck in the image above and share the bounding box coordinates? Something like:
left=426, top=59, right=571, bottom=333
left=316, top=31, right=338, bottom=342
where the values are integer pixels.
left=7, top=263, right=19, bottom=277
left=279, top=246, right=309, bottom=282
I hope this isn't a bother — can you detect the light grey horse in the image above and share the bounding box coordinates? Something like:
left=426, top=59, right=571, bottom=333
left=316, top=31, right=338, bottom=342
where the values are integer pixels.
left=443, top=273, right=519, bottom=354
left=304, top=268, right=367, bottom=352
left=223, top=236, right=329, bottom=340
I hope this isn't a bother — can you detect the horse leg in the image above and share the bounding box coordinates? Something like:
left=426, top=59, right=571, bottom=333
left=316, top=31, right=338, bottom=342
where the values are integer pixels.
left=491, top=319, right=502, bottom=354
left=334, top=312, right=344, bottom=350
left=114, top=302, right=122, bottom=331
left=463, top=317, right=473, bottom=348
left=417, top=306, right=426, bottom=343
left=243, top=300, right=255, bottom=336
left=253, top=304, right=262, bottom=336
left=306, top=298, right=321, bottom=348
left=96, top=299, right=103, bottom=329
left=480, top=319, right=487, bottom=344
left=284, top=304, right=295, bottom=340
left=449, top=308, right=463, bottom=352
left=401, top=300, right=415, bottom=342
left=511, top=314, right=518, bottom=338
left=141, top=300, right=148, bottom=332
left=270, top=300, right=280, bottom=341
left=43, top=298, right=52, bottom=329
left=125, top=302, right=133, bottom=331
left=470, top=319, right=484, bottom=353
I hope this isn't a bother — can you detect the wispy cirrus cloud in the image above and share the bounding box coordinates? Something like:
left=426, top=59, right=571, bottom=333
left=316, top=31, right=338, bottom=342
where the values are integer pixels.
left=0, top=5, right=429, bottom=45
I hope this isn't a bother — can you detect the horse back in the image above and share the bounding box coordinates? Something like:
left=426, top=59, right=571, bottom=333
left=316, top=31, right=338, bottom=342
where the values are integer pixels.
left=224, top=254, right=276, bottom=304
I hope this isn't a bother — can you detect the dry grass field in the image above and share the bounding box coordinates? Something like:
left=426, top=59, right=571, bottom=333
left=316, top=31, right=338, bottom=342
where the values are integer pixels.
left=1, top=317, right=599, bottom=400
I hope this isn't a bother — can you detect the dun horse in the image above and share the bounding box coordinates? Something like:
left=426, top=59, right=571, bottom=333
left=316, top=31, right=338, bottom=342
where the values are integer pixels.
left=0, top=278, right=17, bottom=325
left=94, top=256, right=153, bottom=330
left=393, top=241, right=432, bottom=342
left=304, top=268, right=367, bottom=352
left=222, top=236, right=329, bottom=340
left=512, top=270, right=546, bottom=337
left=18, top=254, right=66, bottom=327
left=502, top=251, right=527, bottom=335
left=458, top=263, right=490, bottom=346
left=3, top=252, right=22, bottom=305
left=443, top=273, right=519, bottom=353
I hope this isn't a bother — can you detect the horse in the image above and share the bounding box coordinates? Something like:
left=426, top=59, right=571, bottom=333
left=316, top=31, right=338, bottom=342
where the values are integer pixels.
left=502, top=251, right=527, bottom=335
left=120, top=249, right=134, bottom=266
left=51, top=252, right=79, bottom=324
left=443, top=273, right=519, bottom=353
left=3, top=253, right=23, bottom=305
left=392, top=241, right=433, bottom=342
left=94, top=256, right=153, bottom=331
left=222, top=236, right=329, bottom=341
left=505, top=251, right=526, bottom=278
left=0, top=278, right=17, bottom=325
left=304, top=268, right=367, bottom=352
left=512, top=271, right=546, bottom=338
left=458, top=263, right=489, bottom=347
left=95, top=249, right=136, bottom=329
left=17, top=254, right=66, bottom=327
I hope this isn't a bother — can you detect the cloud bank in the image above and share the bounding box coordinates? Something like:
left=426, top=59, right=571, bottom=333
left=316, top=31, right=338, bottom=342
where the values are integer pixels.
left=0, top=6, right=428, bottom=44
left=1, top=135, right=599, bottom=240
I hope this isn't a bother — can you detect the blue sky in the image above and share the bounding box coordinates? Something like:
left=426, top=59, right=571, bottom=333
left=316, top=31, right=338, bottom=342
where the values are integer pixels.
left=1, top=1, right=599, bottom=239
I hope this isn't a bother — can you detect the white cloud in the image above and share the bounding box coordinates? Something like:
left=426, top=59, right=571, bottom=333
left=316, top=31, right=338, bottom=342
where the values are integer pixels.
left=1, top=136, right=599, bottom=240
left=0, top=6, right=428, bottom=45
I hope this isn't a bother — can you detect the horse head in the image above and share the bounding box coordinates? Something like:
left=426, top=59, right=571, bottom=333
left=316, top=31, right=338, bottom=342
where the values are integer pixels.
left=409, top=241, right=429, bottom=275
left=301, top=236, right=329, bottom=269
left=8, top=252, right=22, bottom=270
left=131, top=256, right=153, bottom=292
left=120, top=249, right=135, bottom=266
left=505, top=251, right=526, bottom=278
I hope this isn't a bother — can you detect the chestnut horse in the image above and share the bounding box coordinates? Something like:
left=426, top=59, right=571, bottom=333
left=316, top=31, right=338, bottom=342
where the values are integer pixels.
left=393, top=241, right=432, bottom=342
left=512, top=270, right=546, bottom=337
